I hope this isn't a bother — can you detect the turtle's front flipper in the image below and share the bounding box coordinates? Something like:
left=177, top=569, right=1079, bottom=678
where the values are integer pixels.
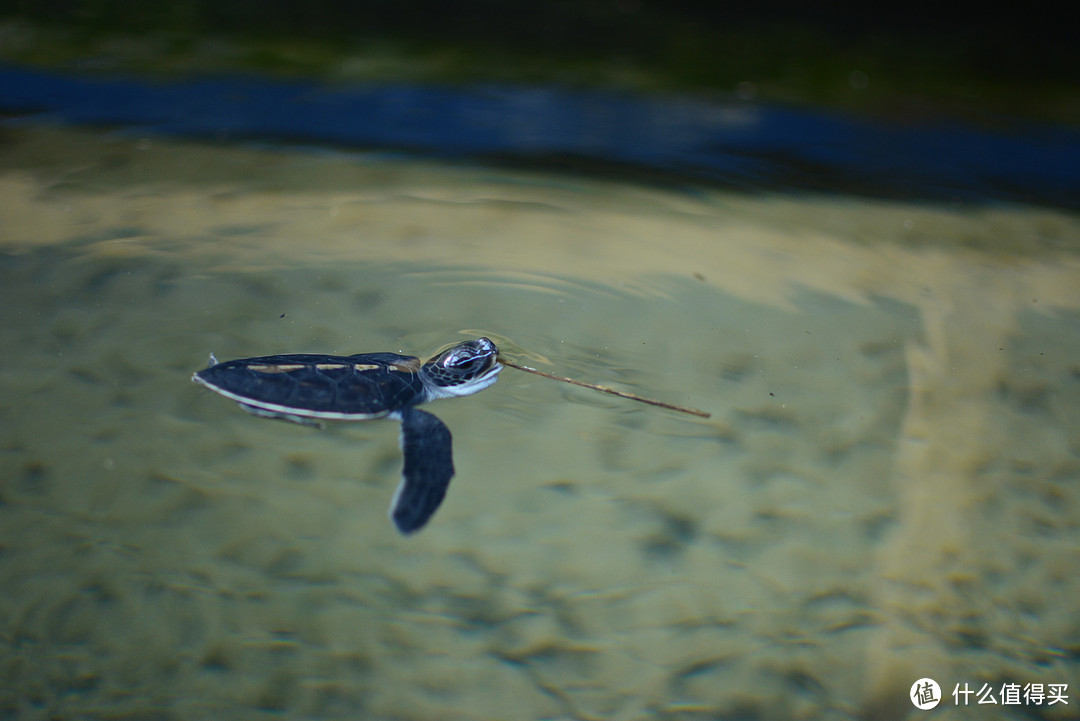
left=389, top=407, right=455, bottom=534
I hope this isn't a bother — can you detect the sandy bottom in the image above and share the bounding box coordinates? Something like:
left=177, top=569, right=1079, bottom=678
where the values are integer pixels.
left=1, top=126, right=1079, bottom=720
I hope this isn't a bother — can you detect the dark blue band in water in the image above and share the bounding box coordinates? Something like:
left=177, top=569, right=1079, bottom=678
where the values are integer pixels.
left=2, top=64, right=1078, bottom=209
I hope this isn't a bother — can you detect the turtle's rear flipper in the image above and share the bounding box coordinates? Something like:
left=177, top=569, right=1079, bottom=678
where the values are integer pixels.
left=238, top=403, right=325, bottom=429
left=389, top=407, right=455, bottom=534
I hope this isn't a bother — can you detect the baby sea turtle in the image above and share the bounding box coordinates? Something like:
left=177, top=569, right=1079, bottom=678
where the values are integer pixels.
left=192, top=337, right=501, bottom=535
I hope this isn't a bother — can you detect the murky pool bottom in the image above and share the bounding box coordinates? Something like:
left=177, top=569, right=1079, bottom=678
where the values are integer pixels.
left=1, top=127, right=1079, bottom=720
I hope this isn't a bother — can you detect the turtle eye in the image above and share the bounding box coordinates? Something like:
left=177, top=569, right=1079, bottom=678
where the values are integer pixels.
left=446, top=352, right=479, bottom=370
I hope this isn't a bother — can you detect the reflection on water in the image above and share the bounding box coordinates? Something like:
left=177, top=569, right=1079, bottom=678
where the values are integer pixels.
left=1, top=126, right=1079, bottom=720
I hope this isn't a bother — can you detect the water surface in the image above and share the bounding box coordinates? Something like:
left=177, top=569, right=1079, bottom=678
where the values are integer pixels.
left=1, top=126, right=1079, bottom=720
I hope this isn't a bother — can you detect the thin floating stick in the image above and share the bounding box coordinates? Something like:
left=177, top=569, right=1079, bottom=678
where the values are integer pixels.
left=499, top=357, right=711, bottom=418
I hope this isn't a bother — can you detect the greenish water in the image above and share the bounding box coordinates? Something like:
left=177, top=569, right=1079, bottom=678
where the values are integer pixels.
left=1, top=126, right=1079, bottom=720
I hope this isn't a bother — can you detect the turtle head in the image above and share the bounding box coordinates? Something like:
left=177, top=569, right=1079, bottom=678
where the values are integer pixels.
left=420, top=337, right=501, bottom=399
